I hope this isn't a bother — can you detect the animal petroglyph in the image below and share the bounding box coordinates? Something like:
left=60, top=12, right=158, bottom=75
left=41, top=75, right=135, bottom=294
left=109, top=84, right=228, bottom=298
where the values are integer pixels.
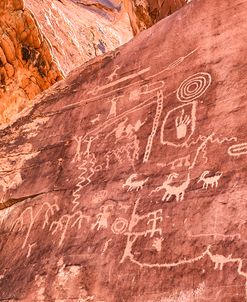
left=176, top=72, right=212, bottom=102
left=90, top=114, right=101, bottom=125
left=160, top=102, right=197, bottom=148
left=107, top=66, right=120, bottom=82
left=152, top=172, right=190, bottom=202
left=111, top=218, right=128, bottom=234
left=228, top=142, right=247, bottom=156
left=175, top=109, right=191, bottom=139
left=50, top=211, right=90, bottom=247
left=198, top=171, right=223, bottom=189
left=123, top=174, right=149, bottom=192
left=143, top=90, right=163, bottom=162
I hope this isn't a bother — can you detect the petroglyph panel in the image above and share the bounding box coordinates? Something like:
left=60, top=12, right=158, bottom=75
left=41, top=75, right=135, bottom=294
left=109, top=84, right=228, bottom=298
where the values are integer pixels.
left=1, top=1, right=247, bottom=301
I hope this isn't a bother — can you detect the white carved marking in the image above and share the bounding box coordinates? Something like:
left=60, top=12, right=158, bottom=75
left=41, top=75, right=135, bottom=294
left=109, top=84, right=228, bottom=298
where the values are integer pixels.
left=111, top=218, right=128, bottom=234
left=88, top=67, right=150, bottom=96
left=175, top=109, right=191, bottom=139
left=50, top=211, right=90, bottom=246
left=143, top=90, right=163, bottom=162
left=12, top=202, right=59, bottom=249
left=198, top=171, right=223, bottom=189
left=122, top=174, right=149, bottom=192
left=92, top=205, right=112, bottom=231
left=107, top=96, right=119, bottom=119
left=72, top=136, right=83, bottom=163
left=176, top=72, right=212, bottom=102
left=152, top=237, right=163, bottom=252
left=84, top=136, right=98, bottom=158
left=151, top=172, right=190, bottom=202
left=228, top=142, right=247, bottom=156
left=90, top=114, right=101, bottom=125
left=101, top=239, right=112, bottom=254
left=160, top=102, right=197, bottom=148
left=107, top=66, right=120, bottom=82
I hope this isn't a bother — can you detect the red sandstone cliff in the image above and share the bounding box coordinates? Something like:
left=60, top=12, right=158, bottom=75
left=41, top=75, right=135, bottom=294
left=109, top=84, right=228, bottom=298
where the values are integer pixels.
left=0, top=0, right=247, bottom=301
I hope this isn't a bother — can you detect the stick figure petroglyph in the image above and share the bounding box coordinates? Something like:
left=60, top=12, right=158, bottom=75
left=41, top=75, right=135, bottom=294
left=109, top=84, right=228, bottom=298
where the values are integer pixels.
left=145, top=210, right=163, bottom=237
left=198, top=171, right=223, bottom=189
left=91, top=114, right=101, bottom=125
left=84, top=136, right=98, bottom=157
left=107, top=97, right=119, bottom=119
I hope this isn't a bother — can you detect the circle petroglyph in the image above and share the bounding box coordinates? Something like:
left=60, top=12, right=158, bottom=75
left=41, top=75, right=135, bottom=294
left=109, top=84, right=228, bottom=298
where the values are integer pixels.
left=176, top=72, right=212, bottom=102
left=111, top=218, right=128, bottom=234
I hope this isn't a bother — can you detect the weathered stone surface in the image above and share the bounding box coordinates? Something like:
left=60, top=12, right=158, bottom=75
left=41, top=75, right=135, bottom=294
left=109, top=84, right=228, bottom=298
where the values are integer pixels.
left=126, top=0, right=190, bottom=34
left=1, top=0, right=247, bottom=301
left=0, top=0, right=132, bottom=125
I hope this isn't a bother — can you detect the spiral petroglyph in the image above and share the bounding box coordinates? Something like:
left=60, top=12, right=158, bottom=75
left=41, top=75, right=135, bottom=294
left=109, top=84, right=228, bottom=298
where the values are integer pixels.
left=176, top=72, right=212, bottom=102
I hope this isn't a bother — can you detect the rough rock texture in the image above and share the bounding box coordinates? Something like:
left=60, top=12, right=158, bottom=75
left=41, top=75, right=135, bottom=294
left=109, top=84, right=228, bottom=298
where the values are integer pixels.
left=0, top=0, right=132, bottom=124
left=1, top=0, right=247, bottom=301
left=126, top=0, right=190, bottom=34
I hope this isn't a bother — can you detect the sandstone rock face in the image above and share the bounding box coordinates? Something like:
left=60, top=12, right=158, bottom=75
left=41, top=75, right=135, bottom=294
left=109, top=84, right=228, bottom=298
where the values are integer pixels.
left=1, top=0, right=247, bottom=301
left=0, top=0, right=132, bottom=124
left=126, top=0, right=190, bottom=34
left=0, top=0, right=63, bottom=124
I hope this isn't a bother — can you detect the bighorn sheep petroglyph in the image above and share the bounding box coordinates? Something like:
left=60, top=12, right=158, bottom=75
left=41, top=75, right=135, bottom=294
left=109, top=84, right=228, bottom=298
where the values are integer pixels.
left=198, top=171, right=222, bottom=189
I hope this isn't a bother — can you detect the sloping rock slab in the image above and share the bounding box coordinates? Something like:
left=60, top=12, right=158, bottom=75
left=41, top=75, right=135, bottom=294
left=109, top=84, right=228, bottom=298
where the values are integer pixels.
left=0, top=0, right=247, bottom=300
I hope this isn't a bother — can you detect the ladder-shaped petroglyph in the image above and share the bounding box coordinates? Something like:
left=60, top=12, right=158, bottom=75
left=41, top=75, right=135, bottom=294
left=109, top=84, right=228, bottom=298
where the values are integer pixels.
left=198, top=171, right=223, bottom=189
left=151, top=172, right=190, bottom=202
left=143, top=90, right=164, bottom=162
left=176, top=72, right=212, bottom=103
left=50, top=211, right=90, bottom=246
left=11, top=202, right=59, bottom=250
left=120, top=198, right=163, bottom=263
left=122, top=174, right=149, bottom=192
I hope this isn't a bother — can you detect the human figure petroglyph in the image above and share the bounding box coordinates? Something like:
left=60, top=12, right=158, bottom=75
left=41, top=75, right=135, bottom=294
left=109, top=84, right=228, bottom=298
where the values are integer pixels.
left=143, top=90, right=163, bottom=162
left=122, top=174, right=149, bottom=192
left=145, top=210, right=163, bottom=237
left=151, top=172, right=190, bottom=202
left=198, top=171, right=223, bottom=189
left=50, top=211, right=90, bottom=247
left=12, top=202, right=59, bottom=249
left=175, top=109, right=191, bottom=139
left=92, top=205, right=113, bottom=231
left=107, top=96, right=119, bottom=119
left=72, top=136, right=83, bottom=163
left=84, top=136, right=98, bottom=157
